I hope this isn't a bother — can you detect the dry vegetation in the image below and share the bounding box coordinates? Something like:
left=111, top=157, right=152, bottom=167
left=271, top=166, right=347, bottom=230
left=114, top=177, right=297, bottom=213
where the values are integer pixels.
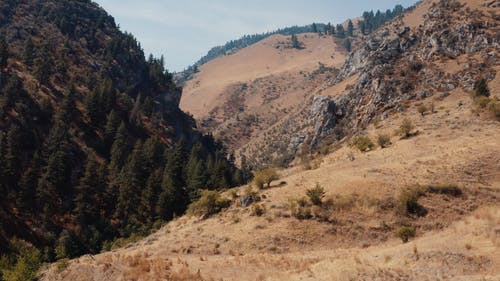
left=40, top=0, right=500, bottom=280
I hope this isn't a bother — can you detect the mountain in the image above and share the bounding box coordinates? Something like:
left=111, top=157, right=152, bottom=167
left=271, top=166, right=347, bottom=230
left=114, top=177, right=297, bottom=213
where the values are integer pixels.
left=0, top=0, right=243, bottom=277
left=179, top=4, right=412, bottom=169
left=40, top=0, right=499, bottom=280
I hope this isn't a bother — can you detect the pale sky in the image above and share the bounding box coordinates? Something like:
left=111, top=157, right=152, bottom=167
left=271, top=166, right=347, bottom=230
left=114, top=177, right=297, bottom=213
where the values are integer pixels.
left=94, top=0, right=418, bottom=72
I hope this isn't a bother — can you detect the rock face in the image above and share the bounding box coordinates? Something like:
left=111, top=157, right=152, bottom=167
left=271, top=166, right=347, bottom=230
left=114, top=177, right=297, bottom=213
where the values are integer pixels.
left=242, top=0, right=498, bottom=168
left=310, top=96, right=340, bottom=148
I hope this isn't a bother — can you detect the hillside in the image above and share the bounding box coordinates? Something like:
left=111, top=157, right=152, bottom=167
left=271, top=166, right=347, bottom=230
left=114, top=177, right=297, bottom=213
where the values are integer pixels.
left=0, top=0, right=242, bottom=277
left=41, top=0, right=500, bottom=280
left=180, top=33, right=347, bottom=155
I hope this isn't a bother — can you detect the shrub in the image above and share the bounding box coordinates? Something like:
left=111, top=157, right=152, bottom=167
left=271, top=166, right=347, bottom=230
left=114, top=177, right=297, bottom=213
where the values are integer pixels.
left=351, top=136, right=375, bottom=152
left=397, top=118, right=415, bottom=138
left=396, top=186, right=427, bottom=216
left=288, top=198, right=312, bottom=220
left=1, top=240, right=42, bottom=281
left=250, top=204, right=266, bottom=216
left=187, top=189, right=231, bottom=218
left=306, top=183, right=326, bottom=206
left=417, top=104, right=428, bottom=116
left=427, top=183, right=462, bottom=196
left=377, top=134, right=391, bottom=148
left=474, top=78, right=490, bottom=97
left=395, top=226, right=416, bottom=243
left=487, top=99, right=500, bottom=120
left=253, top=168, right=279, bottom=189
left=475, top=96, right=491, bottom=109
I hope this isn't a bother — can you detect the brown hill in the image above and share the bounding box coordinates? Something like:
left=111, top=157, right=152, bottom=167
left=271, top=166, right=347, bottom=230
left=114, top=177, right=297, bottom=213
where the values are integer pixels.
left=41, top=0, right=500, bottom=280
left=180, top=33, right=347, bottom=153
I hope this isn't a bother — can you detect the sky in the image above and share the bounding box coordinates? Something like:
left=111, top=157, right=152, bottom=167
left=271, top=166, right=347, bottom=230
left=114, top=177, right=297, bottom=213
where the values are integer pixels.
left=94, top=0, right=418, bottom=72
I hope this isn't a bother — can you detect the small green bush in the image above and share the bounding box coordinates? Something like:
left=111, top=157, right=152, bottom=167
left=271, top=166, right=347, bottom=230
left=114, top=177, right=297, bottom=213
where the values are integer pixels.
left=1, top=240, right=42, bottom=281
left=377, top=134, right=391, bottom=148
left=351, top=136, right=375, bottom=152
left=253, top=168, right=279, bottom=189
left=396, top=226, right=416, bottom=243
left=306, top=183, right=326, bottom=206
left=187, top=189, right=231, bottom=218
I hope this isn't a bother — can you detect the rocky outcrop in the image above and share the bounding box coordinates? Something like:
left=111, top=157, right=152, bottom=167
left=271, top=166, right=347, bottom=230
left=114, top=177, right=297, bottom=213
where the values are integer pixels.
left=310, top=96, right=341, bottom=148
left=243, top=0, right=498, bottom=168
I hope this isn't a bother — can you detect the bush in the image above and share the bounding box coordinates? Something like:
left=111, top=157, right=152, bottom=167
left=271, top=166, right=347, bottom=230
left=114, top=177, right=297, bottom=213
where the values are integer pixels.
left=351, top=136, right=375, bottom=152
left=396, top=186, right=427, bottom=216
left=417, top=104, right=428, bottom=116
left=187, top=189, right=231, bottom=218
left=474, top=78, right=490, bottom=97
left=253, top=168, right=279, bottom=189
left=377, top=134, right=391, bottom=148
left=395, top=226, right=416, bottom=243
left=488, top=100, right=500, bottom=120
left=306, top=183, right=326, bottom=206
left=397, top=118, right=415, bottom=138
left=250, top=204, right=266, bottom=216
left=288, top=198, right=312, bottom=220
left=1, top=240, right=42, bottom=281
left=427, top=183, right=462, bottom=196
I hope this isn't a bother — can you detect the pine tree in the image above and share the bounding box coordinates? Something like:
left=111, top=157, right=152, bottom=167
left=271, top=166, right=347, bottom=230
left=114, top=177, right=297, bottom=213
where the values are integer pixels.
left=34, top=44, right=53, bottom=84
left=291, top=34, right=301, bottom=49
left=336, top=24, right=345, bottom=38
left=109, top=122, right=129, bottom=172
left=74, top=157, right=101, bottom=227
left=344, top=38, right=352, bottom=52
left=85, top=89, right=103, bottom=127
left=312, top=23, right=318, bottom=33
left=347, top=20, right=354, bottom=37
left=0, top=36, right=9, bottom=69
left=23, top=37, right=35, bottom=66
left=102, top=110, right=120, bottom=154
left=158, top=141, right=187, bottom=220
left=57, top=85, right=78, bottom=123
left=186, top=143, right=206, bottom=200
left=138, top=169, right=162, bottom=223
left=4, top=124, right=22, bottom=193
left=115, top=140, right=146, bottom=221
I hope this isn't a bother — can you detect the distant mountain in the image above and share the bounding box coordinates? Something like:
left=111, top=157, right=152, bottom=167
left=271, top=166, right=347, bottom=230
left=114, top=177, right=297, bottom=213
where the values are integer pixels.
left=175, top=4, right=409, bottom=85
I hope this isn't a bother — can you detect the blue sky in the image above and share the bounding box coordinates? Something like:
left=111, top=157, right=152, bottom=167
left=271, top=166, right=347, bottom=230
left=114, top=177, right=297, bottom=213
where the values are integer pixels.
left=94, top=0, right=418, bottom=72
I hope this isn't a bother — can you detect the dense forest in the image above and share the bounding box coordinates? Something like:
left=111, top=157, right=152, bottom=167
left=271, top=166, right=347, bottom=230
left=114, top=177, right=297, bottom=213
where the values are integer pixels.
left=0, top=0, right=245, bottom=278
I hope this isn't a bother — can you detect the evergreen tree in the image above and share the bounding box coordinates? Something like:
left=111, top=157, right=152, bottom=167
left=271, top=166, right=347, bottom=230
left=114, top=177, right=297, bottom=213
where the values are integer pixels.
left=336, top=24, right=345, bottom=38
left=312, top=23, right=318, bottom=33
left=344, top=38, right=352, bottom=52
left=85, top=89, right=103, bottom=127
left=57, top=85, right=78, bottom=123
left=158, top=141, right=187, bottom=220
left=186, top=143, right=206, bottom=200
left=102, top=110, right=120, bottom=153
left=4, top=124, right=22, bottom=194
left=138, top=168, right=162, bottom=223
left=115, top=140, right=146, bottom=221
left=291, top=34, right=301, bottom=49
left=34, top=44, right=53, bottom=84
left=109, top=122, right=129, bottom=172
left=74, top=157, right=102, bottom=227
left=23, top=37, right=35, bottom=66
left=0, top=36, right=8, bottom=69
left=347, top=20, right=354, bottom=37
